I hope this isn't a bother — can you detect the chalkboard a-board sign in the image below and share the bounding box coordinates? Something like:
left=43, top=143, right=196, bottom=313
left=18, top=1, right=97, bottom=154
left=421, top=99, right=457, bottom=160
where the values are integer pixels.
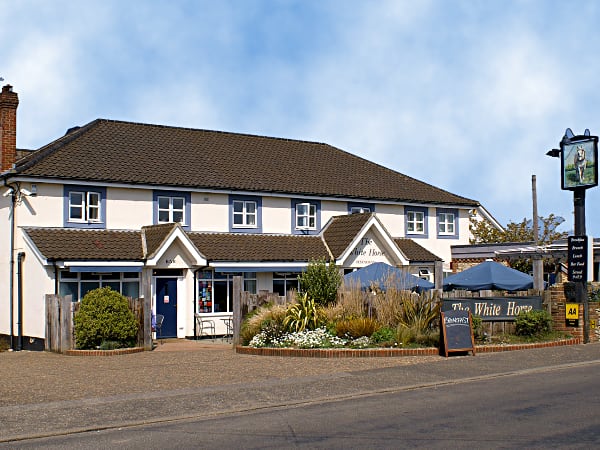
left=441, top=310, right=475, bottom=357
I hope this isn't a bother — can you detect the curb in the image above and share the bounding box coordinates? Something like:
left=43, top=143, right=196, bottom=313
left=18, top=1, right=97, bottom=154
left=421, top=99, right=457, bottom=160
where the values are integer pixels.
left=236, top=338, right=582, bottom=357
left=64, top=347, right=145, bottom=356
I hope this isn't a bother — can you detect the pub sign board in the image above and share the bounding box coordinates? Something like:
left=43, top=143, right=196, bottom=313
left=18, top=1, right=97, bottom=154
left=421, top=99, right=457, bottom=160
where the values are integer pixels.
left=442, top=297, right=542, bottom=321
left=568, top=236, right=587, bottom=283
left=560, top=135, right=598, bottom=190
left=440, top=309, right=475, bottom=357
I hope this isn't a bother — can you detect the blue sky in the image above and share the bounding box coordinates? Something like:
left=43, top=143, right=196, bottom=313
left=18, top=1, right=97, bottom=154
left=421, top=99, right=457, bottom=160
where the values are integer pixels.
left=2, top=0, right=600, bottom=237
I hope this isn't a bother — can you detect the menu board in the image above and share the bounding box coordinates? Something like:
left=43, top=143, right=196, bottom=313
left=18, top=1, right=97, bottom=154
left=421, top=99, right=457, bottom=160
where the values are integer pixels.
left=440, top=309, right=475, bottom=357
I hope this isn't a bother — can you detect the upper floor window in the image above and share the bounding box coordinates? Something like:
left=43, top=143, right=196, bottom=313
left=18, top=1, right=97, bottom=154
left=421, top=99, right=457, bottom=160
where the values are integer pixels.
left=158, top=196, right=185, bottom=223
left=348, top=202, right=373, bottom=214
left=292, top=199, right=320, bottom=234
left=296, top=203, right=316, bottom=229
left=437, top=208, right=458, bottom=238
left=405, top=206, right=427, bottom=237
left=64, top=185, right=106, bottom=228
left=69, top=191, right=100, bottom=222
left=153, top=190, right=191, bottom=230
left=233, top=200, right=256, bottom=226
left=230, top=195, right=262, bottom=233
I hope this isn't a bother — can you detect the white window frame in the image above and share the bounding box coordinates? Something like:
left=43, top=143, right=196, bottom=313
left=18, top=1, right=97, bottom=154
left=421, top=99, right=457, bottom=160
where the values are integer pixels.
left=232, top=200, right=257, bottom=228
left=438, top=212, right=455, bottom=235
left=295, top=202, right=317, bottom=230
left=406, top=210, right=425, bottom=234
left=157, top=196, right=186, bottom=224
left=350, top=206, right=371, bottom=214
left=68, top=191, right=101, bottom=223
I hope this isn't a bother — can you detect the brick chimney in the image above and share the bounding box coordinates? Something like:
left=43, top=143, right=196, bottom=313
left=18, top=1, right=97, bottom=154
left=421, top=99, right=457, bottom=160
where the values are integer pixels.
left=0, top=85, right=19, bottom=172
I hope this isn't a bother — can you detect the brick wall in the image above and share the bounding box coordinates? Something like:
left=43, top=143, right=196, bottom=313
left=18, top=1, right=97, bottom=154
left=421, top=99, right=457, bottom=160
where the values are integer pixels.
left=548, top=283, right=599, bottom=342
left=0, top=84, right=19, bottom=172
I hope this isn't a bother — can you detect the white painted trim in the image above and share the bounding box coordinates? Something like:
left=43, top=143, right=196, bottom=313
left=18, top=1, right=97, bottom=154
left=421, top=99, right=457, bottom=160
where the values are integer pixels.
left=146, top=226, right=207, bottom=266
left=336, top=215, right=410, bottom=266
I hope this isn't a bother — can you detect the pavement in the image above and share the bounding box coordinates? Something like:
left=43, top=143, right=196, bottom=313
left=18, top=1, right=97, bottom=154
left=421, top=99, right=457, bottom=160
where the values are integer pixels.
left=0, top=339, right=599, bottom=444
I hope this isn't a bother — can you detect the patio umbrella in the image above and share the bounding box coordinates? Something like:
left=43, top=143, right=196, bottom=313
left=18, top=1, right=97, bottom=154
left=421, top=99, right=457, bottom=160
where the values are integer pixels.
left=343, top=262, right=434, bottom=292
left=442, top=260, right=534, bottom=291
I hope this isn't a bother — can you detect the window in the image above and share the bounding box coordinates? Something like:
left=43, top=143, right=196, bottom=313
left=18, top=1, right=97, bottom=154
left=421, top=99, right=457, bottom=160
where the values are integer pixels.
left=291, top=199, right=320, bottom=234
left=64, top=186, right=106, bottom=228
left=153, top=191, right=191, bottom=230
left=348, top=202, right=373, bottom=214
left=229, top=195, right=261, bottom=232
left=233, top=200, right=256, bottom=227
left=158, top=196, right=185, bottom=224
left=58, top=271, right=140, bottom=302
left=407, top=211, right=425, bottom=233
left=405, top=207, right=428, bottom=237
left=438, top=212, right=455, bottom=235
left=273, top=272, right=300, bottom=296
left=437, top=208, right=458, bottom=238
left=197, top=271, right=256, bottom=314
left=296, top=203, right=316, bottom=229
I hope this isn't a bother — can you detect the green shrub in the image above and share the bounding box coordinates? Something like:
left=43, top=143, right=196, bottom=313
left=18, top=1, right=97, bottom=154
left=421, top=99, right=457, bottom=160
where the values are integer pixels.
left=370, top=326, right=396, bottom=345
left=398, top=293, right=440, bottom=332
left=471, top=315, right=485, bottom=341
left=334, top=316, right=379, bottom=339
left=515, top=309, right=553, bottom=337
left=283, top=293, right=325, bottom=332
left=74, top=287, right=139, bottom=350
left=299, top=258, right=342, bottom=306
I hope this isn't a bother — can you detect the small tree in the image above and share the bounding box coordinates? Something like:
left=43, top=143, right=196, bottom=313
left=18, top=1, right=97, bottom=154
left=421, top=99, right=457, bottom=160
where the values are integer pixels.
left=74, top=287, right=139, bottom=349
left=299, top=258, right=342, bottom=306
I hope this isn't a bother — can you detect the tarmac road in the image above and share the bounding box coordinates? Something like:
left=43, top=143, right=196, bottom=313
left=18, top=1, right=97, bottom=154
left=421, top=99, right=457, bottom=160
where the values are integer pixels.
left=0, top=340, right=599, bottom=445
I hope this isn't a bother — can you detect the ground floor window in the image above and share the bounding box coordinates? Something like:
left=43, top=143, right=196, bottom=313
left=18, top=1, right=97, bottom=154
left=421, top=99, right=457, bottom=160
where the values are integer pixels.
left=197, top=271, right=257, bottom=314
left=59, top=271, right=140, bottom=301
left=273, top=272, right=300, bottom=296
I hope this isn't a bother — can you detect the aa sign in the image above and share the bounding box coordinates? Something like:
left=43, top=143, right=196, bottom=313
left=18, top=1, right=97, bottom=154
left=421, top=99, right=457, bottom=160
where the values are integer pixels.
left=565, top=303, right=579, bottom=327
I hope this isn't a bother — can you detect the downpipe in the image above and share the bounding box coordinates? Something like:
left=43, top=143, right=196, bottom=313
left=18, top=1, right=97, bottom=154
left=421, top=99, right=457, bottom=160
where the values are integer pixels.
left=16, top=252, right=25, bottom=351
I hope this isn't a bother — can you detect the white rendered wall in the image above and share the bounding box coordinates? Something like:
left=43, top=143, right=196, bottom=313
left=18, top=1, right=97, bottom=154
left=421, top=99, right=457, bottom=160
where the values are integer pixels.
left=262, top=197, right=290, bottom=234
left=373, top=204, right=404, bottom=236
left=106, top=187, right=152, bottom=229
left=192, top=192, right=228, bottom=232
left=321, top=200, right=347, bottom=226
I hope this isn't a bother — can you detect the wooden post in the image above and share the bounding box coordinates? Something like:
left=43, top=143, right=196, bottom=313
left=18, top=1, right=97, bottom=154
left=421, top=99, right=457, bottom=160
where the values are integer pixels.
left=232, top=275, right=243, bottom=346
left=143, top=295, right=152, bottom=350
left=60, top=295, right=73, bottom=352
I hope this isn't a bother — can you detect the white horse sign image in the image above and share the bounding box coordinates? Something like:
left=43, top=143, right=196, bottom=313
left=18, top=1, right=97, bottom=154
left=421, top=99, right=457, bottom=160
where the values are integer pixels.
left=561, top=137, right=598, bottom=190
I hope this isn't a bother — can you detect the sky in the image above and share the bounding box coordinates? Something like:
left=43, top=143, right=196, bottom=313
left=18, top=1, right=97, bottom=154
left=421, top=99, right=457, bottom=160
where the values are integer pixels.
left=2, top=0, right=600, bottom=237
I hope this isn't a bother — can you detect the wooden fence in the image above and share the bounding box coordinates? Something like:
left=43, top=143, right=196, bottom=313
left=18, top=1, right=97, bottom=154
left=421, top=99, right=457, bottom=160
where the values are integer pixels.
left=45, top=294, right=151, bottom=353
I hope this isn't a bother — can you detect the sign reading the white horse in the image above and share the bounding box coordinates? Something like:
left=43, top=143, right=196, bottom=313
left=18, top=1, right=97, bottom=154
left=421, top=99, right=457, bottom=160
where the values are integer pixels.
left=561, top=136, right=598, bottom=190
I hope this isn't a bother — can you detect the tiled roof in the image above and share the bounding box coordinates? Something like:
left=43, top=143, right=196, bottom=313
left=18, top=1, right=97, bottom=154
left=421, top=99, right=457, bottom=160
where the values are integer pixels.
left=23, top=227, right=330, bottom=263
left=322, top=213, right=372, bottom=258
left=13, top=119, right=478, bottom=206
left=188, top=232, right=330, bottom=262
left=24, top=228, right=144, bottom=260
left=142, top=223, right=179, bottom=258
left=394, top=238, right=442, bottom=262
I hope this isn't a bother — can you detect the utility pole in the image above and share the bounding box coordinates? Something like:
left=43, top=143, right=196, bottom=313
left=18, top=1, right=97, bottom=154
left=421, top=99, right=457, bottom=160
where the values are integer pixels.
left=531, top=175, right=544, bottom=291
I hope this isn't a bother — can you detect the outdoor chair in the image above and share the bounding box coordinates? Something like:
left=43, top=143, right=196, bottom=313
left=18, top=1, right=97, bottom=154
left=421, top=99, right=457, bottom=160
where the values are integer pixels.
left=155, top=314, right=164, bottom=344
left=195, top=314, right=216, bottom=341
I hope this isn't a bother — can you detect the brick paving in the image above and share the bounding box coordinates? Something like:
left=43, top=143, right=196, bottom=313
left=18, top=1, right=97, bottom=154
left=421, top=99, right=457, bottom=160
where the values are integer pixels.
left=0, top=339, right=439, bottom=407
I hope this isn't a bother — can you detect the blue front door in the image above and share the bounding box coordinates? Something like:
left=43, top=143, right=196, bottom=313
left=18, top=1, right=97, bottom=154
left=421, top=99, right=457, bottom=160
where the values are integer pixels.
left=156, top=278, right=178, bottom=338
